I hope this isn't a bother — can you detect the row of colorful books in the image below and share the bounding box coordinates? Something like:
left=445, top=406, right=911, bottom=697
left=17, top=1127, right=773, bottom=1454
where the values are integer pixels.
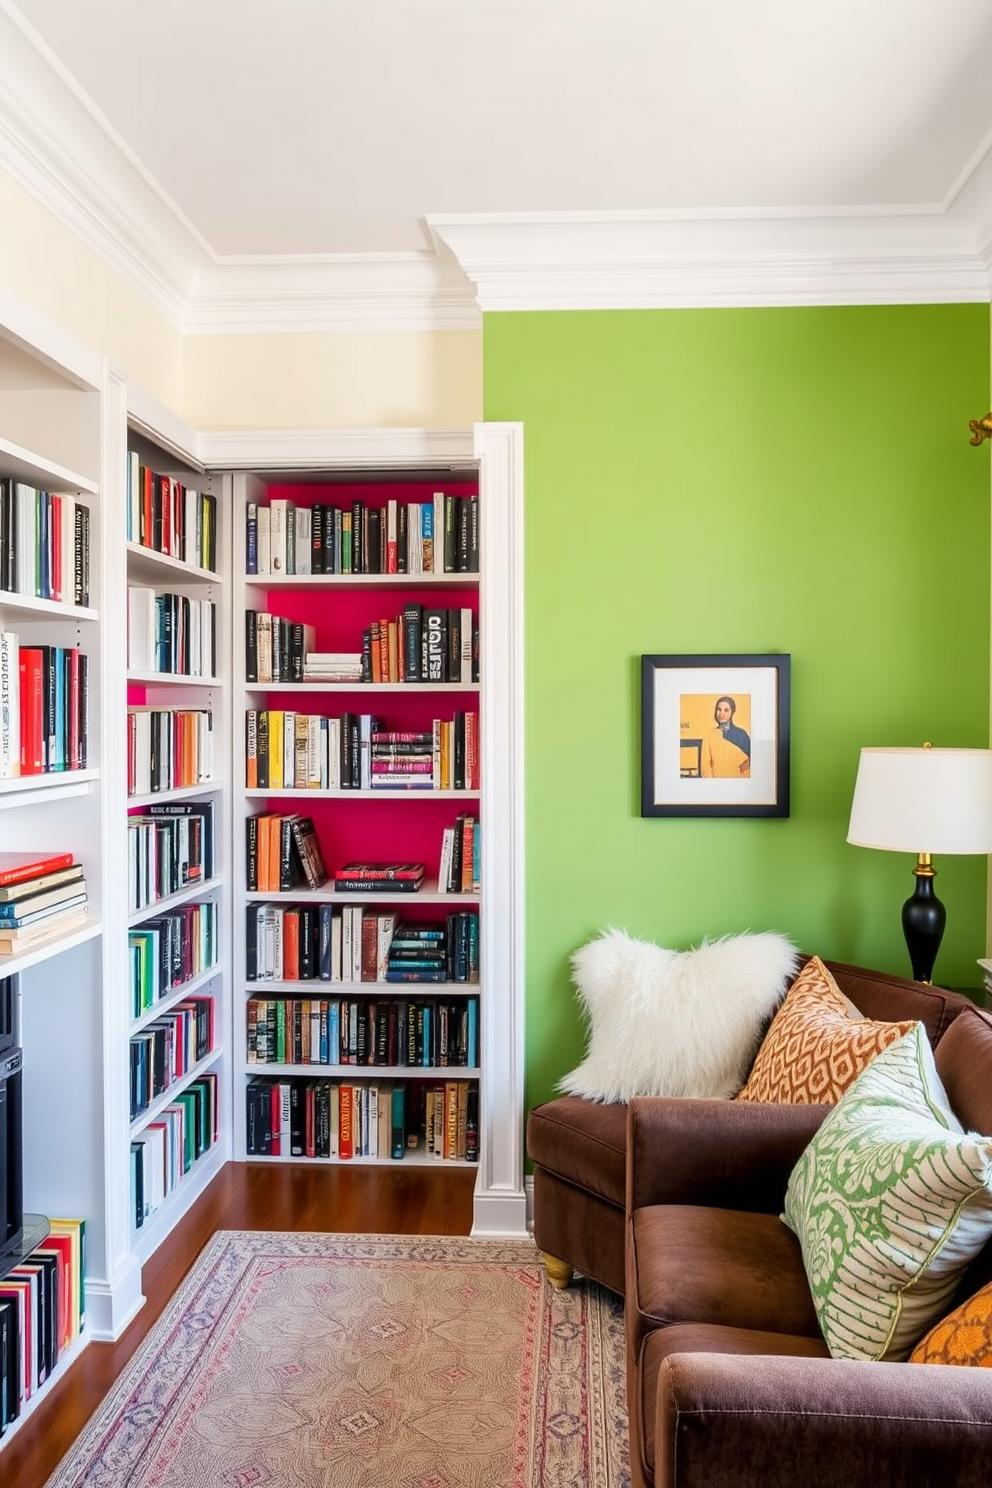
left=129, top=901, right=218, bottom=1019
left=246, top=994, right=480, bottom=1069
left=245, top=711, right=479, bottom=792
left=244, top=605, right=478, bottom=687
left=246, top=905, right=479, bottom=985
left=127, top=587, right=218, bottom=678
left=126, top=456, right=219, bottom=574
left=128, top=996, right=214, bottom=1119
left=0, top=635, right=89, bottom=780
left=245, top=1076, right=480, bottom=1161
left=126, top=707, right=214, bottom=798
left=0, top=479, right=91, bottom=607
left=0, top=1218, right=85, bottom=1436
left=127, top=801, right=215, bottom=915
left=130, top=1072, right=219, bottom=1230
left=246, top=493, right=479, bottom=578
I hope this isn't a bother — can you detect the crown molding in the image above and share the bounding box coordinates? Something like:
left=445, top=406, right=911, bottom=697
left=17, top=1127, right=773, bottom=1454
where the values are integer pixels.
left=195, top=426, right=477, bottom=472
left=428, top=210, right=992, bottom=311
left=185, top=257, right=480, bottom=335
left=0, top=1, right=479, bottom=335
left=2, top=0, right=992, bottom=328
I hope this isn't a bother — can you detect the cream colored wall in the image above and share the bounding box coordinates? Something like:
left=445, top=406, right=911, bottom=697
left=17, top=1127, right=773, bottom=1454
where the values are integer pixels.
left=0, top=170, right=181, bottom=407
left=180, top=329, right=482, bottom=431
left=0, top=167, right=482, bottom=433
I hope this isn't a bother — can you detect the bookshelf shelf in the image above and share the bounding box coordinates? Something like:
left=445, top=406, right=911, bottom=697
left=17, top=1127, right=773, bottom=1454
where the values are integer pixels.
left=0, top=432, right=98, bottom=497
left=244, top=787, right=482, bottom=802
left=0, top=589, right=98, bottom=622
left=127, top=669, right=220, bottom=688
left=0, top=769, right=99, bottom=805
left=127, top=781, right=221, bottom=809
left=127, top=875, right=224, bottom=926
left=0, top=918, right=102, bottom=978
left=246, top=978, right=477, bottom=996
left=128, top=1142, right=226, bottom=1261
left=245, top=1061, right=482, bottom=1079
left=245, top=1148, right=478, bottom=1169
left=259, top=573, right=480, bottom=591
left=130, top=962, right=224, bottom=1034
left=248, top=884, right=479, bottom=906
left=125, top=541, right=221, bottom=587
left=244, top=681, right=479, bottom=695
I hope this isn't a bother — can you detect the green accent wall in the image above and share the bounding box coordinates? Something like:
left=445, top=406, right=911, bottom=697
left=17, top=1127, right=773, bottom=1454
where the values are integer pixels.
left=483, top=304, right=991, bottom=1113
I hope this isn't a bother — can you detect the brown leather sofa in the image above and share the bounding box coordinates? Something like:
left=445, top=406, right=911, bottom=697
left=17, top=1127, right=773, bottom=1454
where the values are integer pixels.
left=625, top=981, right=992, bottom=1488
left=527, top=959, right=972, bottom=1298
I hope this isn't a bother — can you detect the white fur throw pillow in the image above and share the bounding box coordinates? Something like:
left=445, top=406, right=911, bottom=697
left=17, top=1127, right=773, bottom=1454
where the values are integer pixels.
left=559, top=928, right=800, bottom=1103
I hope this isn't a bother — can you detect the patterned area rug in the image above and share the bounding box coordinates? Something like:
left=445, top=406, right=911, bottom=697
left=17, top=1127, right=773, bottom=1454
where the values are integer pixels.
left=46, top=1232, right=630, bottom=1488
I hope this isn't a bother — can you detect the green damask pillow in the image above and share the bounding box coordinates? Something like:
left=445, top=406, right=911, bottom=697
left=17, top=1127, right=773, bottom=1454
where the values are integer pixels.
left=783, top=1022, right=992, bottom=1362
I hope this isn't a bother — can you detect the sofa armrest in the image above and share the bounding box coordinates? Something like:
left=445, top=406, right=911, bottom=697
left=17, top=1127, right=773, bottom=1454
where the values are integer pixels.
left=627, top=1096, right=829, bottom=1214
left=656, top=1352, right=992, bottom=1488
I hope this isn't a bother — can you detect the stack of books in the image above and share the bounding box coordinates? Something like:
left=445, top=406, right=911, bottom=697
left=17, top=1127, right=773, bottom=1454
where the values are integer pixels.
left=0, top=852, right=88, bottom=954
left=303, top=651, right=364, bottom=684
left=333, top=862, right=425, bottom=894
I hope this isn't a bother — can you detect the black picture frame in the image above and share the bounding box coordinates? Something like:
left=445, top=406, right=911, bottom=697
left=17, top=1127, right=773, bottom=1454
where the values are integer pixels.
left=640, top=653, right=791, bottom=818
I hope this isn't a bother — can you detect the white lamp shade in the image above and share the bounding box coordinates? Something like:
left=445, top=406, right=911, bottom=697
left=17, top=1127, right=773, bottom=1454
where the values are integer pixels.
left=847, top=747, right=992, bottom=856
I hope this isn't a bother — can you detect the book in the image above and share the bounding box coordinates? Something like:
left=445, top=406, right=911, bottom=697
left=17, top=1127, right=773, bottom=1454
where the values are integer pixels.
left=290, top=817, right=327, bottom=890
left=0, top=851, right=75, bottom=889
left=0, top=906, right=88, bottom=953
left=0, top=864, right=83, bottom=903
left=334, top=862, right=425, bottom=882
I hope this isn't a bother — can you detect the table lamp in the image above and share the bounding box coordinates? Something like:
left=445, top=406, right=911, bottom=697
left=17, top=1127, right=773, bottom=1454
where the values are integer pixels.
left=847, top=745, right=992, bottom=983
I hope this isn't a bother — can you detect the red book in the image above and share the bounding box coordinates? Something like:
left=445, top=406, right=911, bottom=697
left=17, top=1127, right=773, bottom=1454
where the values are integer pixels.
left=283, top=909, right=300, bottom=980
left=19, top=648, right=45, bottom=775
left=338, top=1083, right=354, bottom=1159
left=0, top=851, right=75, bottom=888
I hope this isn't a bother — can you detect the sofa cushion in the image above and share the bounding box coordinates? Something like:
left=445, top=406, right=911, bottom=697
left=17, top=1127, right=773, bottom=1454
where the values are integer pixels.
left=784, top=1023, right=992, bottom=1362
left=627, top=1204, right=821, bottom=1360
left=558, top=928, right=799, bottom=1102
left=527, top=1095, right=627, bottom=1207
left=909, top=1279, right=992, bottom=1366
left=637, top=1325, right=829, bottom=1484
left=737, top=955, right=917, bottom=1104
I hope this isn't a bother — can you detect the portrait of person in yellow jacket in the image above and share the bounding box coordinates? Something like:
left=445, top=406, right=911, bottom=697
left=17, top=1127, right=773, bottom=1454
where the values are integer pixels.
left=700, top=696, right=750, bottom=778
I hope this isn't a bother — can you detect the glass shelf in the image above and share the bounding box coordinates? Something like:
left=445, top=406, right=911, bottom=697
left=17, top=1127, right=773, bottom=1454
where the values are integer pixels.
left=0, top=1213, right=50, bottom=1282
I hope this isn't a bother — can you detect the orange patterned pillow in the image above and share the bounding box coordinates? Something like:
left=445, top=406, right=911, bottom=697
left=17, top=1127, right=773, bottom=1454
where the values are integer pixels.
left=736, top=955, right=917, bottom=1103
left=910, top=1281, right=992, bottom=1365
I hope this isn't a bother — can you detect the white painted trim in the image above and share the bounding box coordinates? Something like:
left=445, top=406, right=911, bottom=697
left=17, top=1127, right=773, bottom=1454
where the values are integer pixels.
left=428, top=211, right=992, bottom=311
left=3, top=0, right=992, bottom=326
left=127, top=382, right=204, bottom=470
left=472, top=421, right=527, bottom=1240
left=197, top=427, right=477, bottom=472
left=85, top=1258, right=145, bottom=1342
left=0, top=281, right=102, bottom=390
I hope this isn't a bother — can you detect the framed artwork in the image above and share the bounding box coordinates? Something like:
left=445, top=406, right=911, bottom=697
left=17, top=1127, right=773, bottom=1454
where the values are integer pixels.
left=640, top=653, right=791, bottom=818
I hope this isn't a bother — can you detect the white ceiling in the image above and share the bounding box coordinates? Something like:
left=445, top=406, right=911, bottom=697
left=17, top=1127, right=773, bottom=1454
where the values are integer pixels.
left=2, top=0, right=992, bottom=326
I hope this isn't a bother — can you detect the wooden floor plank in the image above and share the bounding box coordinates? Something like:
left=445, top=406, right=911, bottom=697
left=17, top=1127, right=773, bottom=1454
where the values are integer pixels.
left=2, top=1161, right=478, bottom=1488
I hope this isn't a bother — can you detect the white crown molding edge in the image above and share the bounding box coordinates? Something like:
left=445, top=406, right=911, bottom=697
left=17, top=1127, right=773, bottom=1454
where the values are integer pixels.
left=428, top=211, right=992, bottom=311
left=195, top=426, right=477, bottom=472
left=2, top=0, right=992, bottom=325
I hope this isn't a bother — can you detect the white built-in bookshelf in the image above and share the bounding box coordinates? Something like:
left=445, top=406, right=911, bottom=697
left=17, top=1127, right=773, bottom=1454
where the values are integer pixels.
left=0, top=288, right=109, bottom=1435
left=0, top=265, right=526, bottom=1447
left=121, top=421, right=231, bottom=1268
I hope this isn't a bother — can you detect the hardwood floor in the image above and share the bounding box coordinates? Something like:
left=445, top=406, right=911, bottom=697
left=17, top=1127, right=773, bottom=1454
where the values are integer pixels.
left=3, top=1161, right=479, bottom=1488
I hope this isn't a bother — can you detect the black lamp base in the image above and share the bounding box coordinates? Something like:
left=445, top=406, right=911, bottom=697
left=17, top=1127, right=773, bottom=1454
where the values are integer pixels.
left=901, top=864, right=946, bottom=984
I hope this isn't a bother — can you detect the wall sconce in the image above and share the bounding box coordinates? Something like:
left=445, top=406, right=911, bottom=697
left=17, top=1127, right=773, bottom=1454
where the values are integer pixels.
left=969, top=413, right=992, bottom=445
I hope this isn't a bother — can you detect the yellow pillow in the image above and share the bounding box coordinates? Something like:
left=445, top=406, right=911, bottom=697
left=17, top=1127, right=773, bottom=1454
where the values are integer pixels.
left=910, top=1280, right=992, bottom=1365
left=736, top=955, right=917, bottom=1104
